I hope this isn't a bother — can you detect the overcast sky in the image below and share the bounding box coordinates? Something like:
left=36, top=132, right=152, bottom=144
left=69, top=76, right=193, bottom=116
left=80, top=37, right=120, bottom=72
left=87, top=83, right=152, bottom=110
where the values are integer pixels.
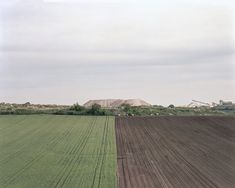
left=0, top=0, right=235, bottom=106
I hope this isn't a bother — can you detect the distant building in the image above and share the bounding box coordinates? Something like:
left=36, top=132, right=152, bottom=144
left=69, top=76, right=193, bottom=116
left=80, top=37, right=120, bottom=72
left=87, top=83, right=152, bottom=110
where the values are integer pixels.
left=187, top=100, right=211, bottom=108
left=219, top=100, right=233, bottom=106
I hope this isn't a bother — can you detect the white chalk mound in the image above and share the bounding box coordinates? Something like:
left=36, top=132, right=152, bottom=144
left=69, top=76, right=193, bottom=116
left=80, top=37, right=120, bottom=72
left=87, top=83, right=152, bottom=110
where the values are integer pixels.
left=83, top=99, right=151, bottom=108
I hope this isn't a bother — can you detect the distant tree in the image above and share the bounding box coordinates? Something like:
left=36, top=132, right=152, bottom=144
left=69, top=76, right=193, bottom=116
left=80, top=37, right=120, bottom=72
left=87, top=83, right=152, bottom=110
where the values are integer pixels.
left=89, top=103, right=102, bottom=115
left=23, top=102, right=31, bottom=106
left=121, top=103, right=131, bottom=112
left=71, top=102, right=85, bottom=111
left=168, top=104, right=175, bottom=108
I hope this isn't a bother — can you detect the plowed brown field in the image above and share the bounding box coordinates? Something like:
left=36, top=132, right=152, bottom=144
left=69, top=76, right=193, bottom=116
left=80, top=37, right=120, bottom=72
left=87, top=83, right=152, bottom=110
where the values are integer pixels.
left=115, top=116, right=235, bottom=188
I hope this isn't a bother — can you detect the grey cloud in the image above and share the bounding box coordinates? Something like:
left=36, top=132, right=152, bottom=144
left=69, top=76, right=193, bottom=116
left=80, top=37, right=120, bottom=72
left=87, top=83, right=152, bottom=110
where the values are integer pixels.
left=0, top=0, right=234, bottom=105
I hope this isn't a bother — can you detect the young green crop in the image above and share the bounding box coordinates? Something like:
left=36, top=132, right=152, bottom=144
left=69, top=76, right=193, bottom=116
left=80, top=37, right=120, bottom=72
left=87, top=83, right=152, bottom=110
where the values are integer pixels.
left=0, top=115, right=117, bottom=188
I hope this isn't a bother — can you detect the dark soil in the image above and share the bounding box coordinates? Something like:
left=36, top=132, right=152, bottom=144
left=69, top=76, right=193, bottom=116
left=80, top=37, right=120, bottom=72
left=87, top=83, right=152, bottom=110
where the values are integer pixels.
left=115, top=116, right=235, bottom=188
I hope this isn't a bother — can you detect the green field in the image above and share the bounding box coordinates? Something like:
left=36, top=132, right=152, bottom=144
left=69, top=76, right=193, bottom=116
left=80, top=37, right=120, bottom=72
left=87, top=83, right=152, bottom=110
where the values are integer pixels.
left=0, top=115, right=117, bottom=188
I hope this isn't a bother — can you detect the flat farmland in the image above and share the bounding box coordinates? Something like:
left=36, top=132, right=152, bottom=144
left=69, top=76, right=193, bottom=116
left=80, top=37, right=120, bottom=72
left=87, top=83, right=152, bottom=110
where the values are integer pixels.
left=0, top=115, right=117, bottom=188
left=116, top=116, right=235, bottom=188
